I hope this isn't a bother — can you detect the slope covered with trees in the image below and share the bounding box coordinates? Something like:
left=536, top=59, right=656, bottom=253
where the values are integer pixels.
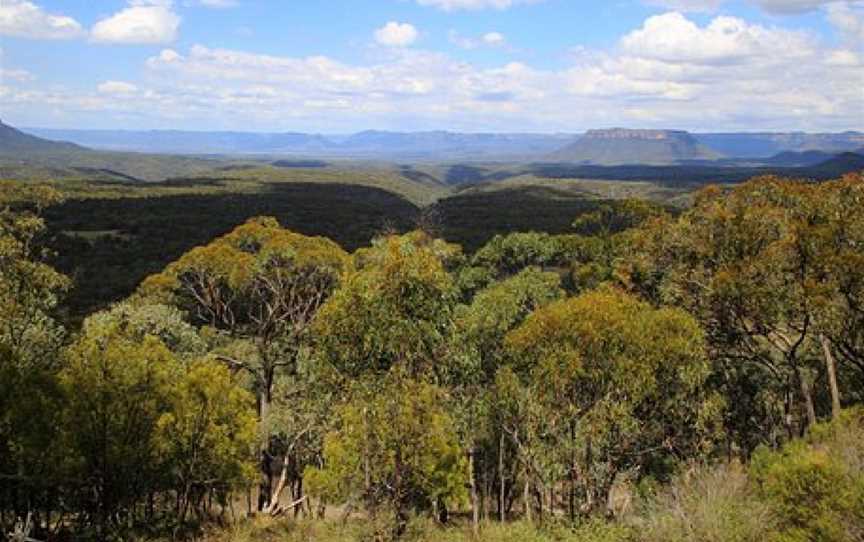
left=1, top=173, right=863, bottom=541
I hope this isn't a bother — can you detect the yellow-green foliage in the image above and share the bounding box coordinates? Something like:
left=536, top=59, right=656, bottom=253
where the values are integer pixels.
left=751, top=408, right=864, bottom=542
left=305, top=377, right=469, bottom=519
left=0, top=182, right=70, bottom=367
left=139, top=216, right=350, bottom=335
left=156, top=359, right=258, bottom=503
left=60, top=321, right=181, bottom=514
left=313, top=231, right=460, bottom=378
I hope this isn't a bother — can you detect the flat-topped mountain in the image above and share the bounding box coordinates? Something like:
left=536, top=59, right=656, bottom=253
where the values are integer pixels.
left=547, top=128, right=719, bottom=165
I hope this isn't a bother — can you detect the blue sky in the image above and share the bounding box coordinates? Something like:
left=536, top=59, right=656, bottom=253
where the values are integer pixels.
left=0, top=0, right=861, bottom=132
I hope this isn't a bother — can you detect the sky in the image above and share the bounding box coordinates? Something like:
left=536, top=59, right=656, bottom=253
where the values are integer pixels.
left=0, top=0, right=862, bottom=133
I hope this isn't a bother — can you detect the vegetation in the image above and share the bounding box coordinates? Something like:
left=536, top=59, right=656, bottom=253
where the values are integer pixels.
left=1, top=172, right=863, bottom=541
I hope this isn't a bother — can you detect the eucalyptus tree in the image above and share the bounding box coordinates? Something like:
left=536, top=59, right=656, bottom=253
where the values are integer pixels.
left=622, top=175, right=864, bottom=447
left=0, top=182, right=68, bottom=369
left=504, top=287, right=720, bottom=518
left=310, top=232, right=472, bottom=533
left=139, top=216, right=349, bottom=510
left=0, top=183, right=67, bottom=536
left=455, top=267, right=564, bottom=523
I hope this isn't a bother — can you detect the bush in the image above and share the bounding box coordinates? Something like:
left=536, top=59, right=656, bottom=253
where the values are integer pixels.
left=751, top=408, right=864, bottom=542
left=635, top=462, right=774, bottom=542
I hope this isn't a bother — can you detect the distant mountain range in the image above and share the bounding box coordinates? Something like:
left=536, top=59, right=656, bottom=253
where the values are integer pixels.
left=21, top=127, right=573, bottom=160
left=19, top=124, right=864, bottom=164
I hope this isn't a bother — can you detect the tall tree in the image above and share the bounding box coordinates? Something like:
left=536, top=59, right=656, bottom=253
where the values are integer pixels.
left=504, top=287, right=720, bottom=517
left=139, top=216, right=349, bottom=510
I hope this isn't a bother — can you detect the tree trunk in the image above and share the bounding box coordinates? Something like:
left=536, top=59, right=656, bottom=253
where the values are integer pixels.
left=257, top=372, right=274, bottom=511
left=468, top=449, right=479, bottom=536
left=523, top=474, right=531, bottom=523
left=797, top=367, right=817, bottom=430
left=820, top=334, right=842, bottom=419
left=498, top=432, right=505, bottom=522
left=569, top=422, right=576, bottom=523
left=783, top=384, right=795, bottom=440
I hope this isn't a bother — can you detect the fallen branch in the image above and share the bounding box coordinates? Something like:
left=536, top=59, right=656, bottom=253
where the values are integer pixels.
left=270, top=495, right=308, bottom=517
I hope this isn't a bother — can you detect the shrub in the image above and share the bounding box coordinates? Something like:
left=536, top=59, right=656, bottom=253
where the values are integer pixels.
left=751, top=408, right=864, bottom=542
left=635, top=462, right=774, bottom=542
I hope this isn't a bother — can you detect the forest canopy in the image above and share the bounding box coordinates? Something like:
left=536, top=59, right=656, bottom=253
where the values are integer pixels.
left=1, top=173, right=863, bottom=541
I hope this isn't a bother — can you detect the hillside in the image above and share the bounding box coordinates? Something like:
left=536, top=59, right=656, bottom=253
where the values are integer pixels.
left=0, top=119, right=84, bottom=153
left=808, top=152, right=864, bottom=176
left=548, top=128, right=719, bottom=165
left=694, top=131, right=864, bottom=158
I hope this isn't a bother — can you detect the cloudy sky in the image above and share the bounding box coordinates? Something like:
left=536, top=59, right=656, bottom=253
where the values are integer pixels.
left=0, top=0, right=861, bottom=132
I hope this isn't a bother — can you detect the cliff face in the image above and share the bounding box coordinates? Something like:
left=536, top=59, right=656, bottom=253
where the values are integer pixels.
left=548, top=128, right=719, bottom=165
left=582, top=128, right=692, bottom=140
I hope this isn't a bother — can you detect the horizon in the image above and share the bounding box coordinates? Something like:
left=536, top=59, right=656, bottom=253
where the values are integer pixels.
left=16, top=124, right=864, bottom=136
left=1, top=1, right=862, bottom=133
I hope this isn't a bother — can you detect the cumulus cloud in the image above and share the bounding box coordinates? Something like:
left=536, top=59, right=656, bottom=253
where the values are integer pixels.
left=91, top=2, right=180, bottom=44
left=0, top=0, right=85, bottom=40
left=98, top=81, right=139, bottom=94
left=374, top=22, right=418, bottom=47
left=620, top=12, right=813, bottom=64
left=2, top=11, right=859, bottom=132
left=417, top=0, right=541, bottom=11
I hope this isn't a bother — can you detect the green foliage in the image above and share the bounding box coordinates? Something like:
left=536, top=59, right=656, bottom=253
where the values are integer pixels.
left=60, top=319, right=180, bottom=528
left=750, top=408, right=864, bottom=542
left=156, top=359, right=257, bottom=518
left=314, top=231, right=462, bottom=379
left=504, top=287, right=721, bottom=509
left=457, top=267, right=563, bottom=380
left=0, top=181, right=69, bottom=368
left=305, top=377, right=468, bottom=531
left=84, top=300, right=207, bottom=357
left=472, top=232, right=566, bottom=279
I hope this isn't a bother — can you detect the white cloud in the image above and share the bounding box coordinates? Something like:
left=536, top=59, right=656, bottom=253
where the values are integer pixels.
left=0, top=0, right=85, bottom=40
left=826, top=2, right=864, bottom=42
left=98, top=80, right=139, bottom=94
left=645, top=0, right=860, bottom=14
left=91, top=3, right=180, bottom=44
left=483, top=32, right=506, bottom=46
left=417, top=0, right=541, bottom=11
left=374, top=22, right=418, bottom=47
left=450, top=30, right=507, bottom=49
left=2, top=11, right=859, bottom=132
left=0, top=67, right=35, bottom=82
left=751, top=0, right=845, bottom=13
left=620, top=12, right=813, bottom=64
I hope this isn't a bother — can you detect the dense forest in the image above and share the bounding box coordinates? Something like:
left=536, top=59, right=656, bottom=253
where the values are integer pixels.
left=1, top=173, right=863, bottom=542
